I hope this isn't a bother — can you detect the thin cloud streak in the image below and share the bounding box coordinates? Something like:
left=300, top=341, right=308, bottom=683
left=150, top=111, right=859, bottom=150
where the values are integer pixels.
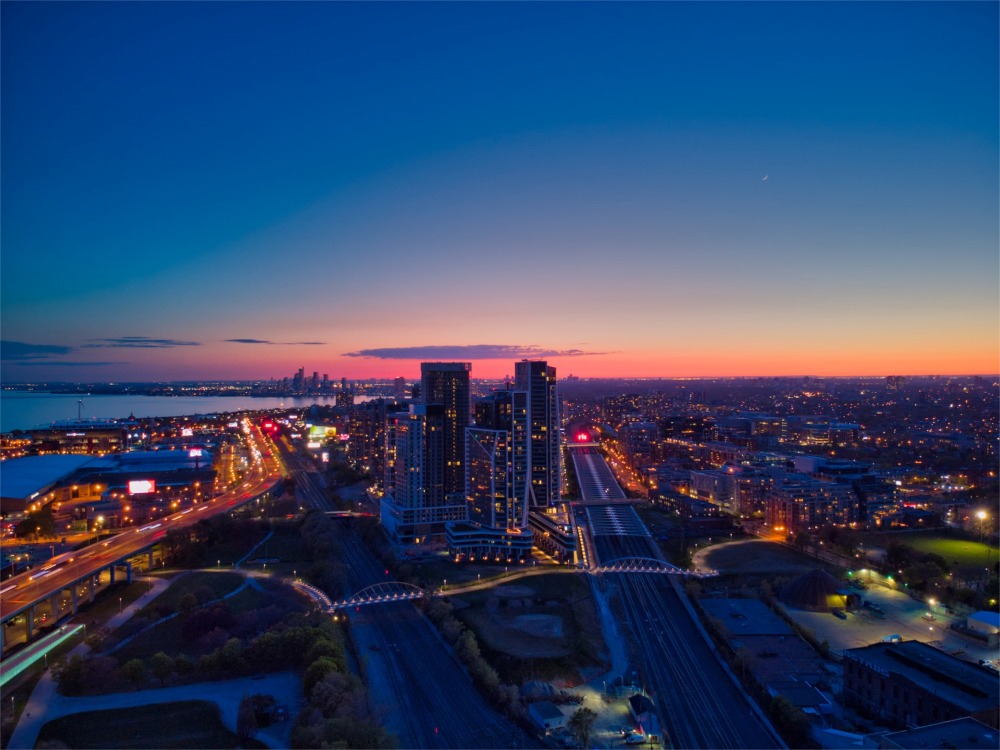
left=82, top=337, right=201, bottom=349
left=225, top=339, right=326, bottom=345
left=343, top=344, right=607, bottom=360
left=14, top=360, right=127, bottom=367
left=0, top=340, right=74, bottom=361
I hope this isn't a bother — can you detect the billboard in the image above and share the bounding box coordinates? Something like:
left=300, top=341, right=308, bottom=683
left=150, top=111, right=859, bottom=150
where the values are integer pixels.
left=128, top=479, right=156, bottom=495
left=181, top=428, right=193, bottom=437
left=308, top=425, right=336, bottom=440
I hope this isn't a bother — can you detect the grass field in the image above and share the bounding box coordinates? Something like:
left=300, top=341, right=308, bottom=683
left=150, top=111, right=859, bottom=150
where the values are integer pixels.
left=702, top=540, right=839, bottom=577
left=885, top=535, right=996, bottom=569
left=136, top=571, right=244, bottom=617
left=35, top=701, right=265, bottom=749
left=240, top=525, right=310, bottom=577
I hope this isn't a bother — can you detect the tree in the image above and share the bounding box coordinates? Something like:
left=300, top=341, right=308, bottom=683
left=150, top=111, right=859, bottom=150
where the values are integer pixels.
left=304, top=657, right=340, bottom=699
left=237, top=694, right=259, bottom=743
left=150, top=652, right=174, bottom=687
left=174, top=654, right=195, bottom=675
left=454, top=630, right=480, bottom=664
left=15, top=506, right=55, bottom=539
left=121, top=658, right=146, bottom=689
left=53, top=654, right=84, bottom=695
left=567, top=707, right=598, bottom=747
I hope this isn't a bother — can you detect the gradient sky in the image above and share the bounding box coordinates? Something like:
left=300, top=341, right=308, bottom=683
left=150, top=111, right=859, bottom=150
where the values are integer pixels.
left=2, top=1, right=997, bottom=382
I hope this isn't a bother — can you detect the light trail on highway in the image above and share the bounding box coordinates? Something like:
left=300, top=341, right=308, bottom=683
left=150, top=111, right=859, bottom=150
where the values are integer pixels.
left=1, top=421, right=283, bottom=636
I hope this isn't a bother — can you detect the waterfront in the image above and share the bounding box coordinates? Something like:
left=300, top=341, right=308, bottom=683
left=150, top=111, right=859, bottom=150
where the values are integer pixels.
left=0, top=391, right=357, bottom=433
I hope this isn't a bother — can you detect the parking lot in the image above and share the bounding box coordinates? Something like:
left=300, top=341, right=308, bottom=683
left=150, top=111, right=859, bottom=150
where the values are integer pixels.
left=782, top=578, right=997, bottom=663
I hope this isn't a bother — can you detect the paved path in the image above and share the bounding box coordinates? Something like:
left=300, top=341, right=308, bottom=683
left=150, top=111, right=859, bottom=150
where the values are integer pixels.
left=586, top=576, right=629, bottom=689
left=8, top=672, right=300, bottom=749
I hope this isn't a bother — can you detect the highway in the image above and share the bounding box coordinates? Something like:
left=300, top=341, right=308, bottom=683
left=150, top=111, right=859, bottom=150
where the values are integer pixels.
left=0, top=422, right=284, bottom=636
left=339, top=531, right=537, bottom=749
left=271, top=437, right=536, bottom=748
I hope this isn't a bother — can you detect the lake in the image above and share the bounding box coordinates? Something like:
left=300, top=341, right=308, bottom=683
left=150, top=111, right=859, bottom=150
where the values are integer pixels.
left=0, top=391, right=369, bottom=433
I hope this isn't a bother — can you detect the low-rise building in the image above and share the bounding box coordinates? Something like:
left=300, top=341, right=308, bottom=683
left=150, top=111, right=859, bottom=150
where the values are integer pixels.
left=843, top=641, right=1000, bottom=730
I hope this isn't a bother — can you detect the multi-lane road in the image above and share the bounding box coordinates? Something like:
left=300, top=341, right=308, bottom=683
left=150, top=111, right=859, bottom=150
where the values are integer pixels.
left=1, top=423, right=283, bottom=640
left=273, top=437, right=538, bottom=749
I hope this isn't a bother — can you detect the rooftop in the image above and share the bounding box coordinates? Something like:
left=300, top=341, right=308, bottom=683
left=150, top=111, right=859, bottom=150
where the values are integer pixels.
left=0, top=454, right=97, bottom=500
left=878, top=717, right=998, bottom=749
left=845, top=640, right=1000, bottom=714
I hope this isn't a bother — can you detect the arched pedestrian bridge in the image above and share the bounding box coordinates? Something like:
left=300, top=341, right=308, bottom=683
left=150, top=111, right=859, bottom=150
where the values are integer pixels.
left=330, top=582, right=427, bottom=611
left=595, top=557, right=717, bottom=577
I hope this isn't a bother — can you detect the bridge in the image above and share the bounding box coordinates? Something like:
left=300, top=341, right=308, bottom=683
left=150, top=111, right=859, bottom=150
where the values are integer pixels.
left=330, top=582, right=427, bottom=611
left=594, top=556, right=717, bottom=577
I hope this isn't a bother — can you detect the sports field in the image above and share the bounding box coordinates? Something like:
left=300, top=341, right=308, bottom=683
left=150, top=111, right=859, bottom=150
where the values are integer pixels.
left=891, top=535, right=995, bottom=568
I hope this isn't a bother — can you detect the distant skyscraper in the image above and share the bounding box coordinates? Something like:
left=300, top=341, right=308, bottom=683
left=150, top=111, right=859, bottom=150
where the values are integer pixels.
left=515, top=360, right=560, bottom=507
left=421, top=362, right=471, bottom=500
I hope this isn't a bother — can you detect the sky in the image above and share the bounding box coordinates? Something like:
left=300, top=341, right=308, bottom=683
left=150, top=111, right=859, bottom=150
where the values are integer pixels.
left=2, top=1, right=997, bottom=382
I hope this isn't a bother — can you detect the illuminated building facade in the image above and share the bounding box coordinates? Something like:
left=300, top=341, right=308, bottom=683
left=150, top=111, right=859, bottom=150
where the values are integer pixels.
left=515, top=360, right=560, bottom=508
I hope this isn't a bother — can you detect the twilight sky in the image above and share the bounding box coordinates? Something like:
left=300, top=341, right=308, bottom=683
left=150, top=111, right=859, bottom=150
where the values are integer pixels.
left=2, top=1, right=997, bottom=382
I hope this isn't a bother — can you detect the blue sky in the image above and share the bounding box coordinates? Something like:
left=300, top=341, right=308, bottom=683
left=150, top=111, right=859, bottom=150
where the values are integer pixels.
left=2, top=1, right=997, bottom=380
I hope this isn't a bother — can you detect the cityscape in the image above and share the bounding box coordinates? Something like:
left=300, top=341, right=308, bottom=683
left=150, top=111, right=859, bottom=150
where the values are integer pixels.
left=1, top=3, right=997, bottom=750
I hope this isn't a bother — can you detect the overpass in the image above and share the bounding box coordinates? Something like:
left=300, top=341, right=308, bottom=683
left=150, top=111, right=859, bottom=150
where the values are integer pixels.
left=0, top=421, right=284, bottom=655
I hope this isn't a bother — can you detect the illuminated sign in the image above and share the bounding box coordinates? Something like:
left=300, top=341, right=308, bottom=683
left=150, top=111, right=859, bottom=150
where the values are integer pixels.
left=228, top=422, right=239, bottom=428
left=339, top=434, right=350, bottom=441
left=128, top=479, right=156, bottom=495
left=181, top=428, right=193, bottom=437
left=308, top=425, right=336, bottom=439
left=321, top=452, right=329, bottom=463
left=306, top=441, right=322, bottom=449
left=188, top=449, right=203, bottom=458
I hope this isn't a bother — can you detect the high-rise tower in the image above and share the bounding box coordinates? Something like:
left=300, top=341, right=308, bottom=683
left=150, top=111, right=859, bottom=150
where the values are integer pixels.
left=421, top=362, right=471, bottom=500
left=515, top=360, right=560, bottom=508
left=445, top=387, right=533, bottom=562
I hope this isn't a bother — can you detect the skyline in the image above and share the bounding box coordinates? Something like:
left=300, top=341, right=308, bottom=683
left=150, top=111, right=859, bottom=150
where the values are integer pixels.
left=2, top=2, right=998, bottom=382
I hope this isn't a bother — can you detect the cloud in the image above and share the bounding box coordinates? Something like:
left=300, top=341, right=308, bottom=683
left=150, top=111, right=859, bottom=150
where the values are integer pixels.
left=343, top=344, right=606, bottom=360
left=225, top=339, right=326, bottom=345
left=15, top=360, right=127, bottom=367
left=1, top=340, right=74, bottom=361
left=82, top=337, right=201, bottom=349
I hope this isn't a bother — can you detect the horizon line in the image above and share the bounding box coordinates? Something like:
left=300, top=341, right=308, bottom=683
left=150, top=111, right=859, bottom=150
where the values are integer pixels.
left=2, top=372, right=998, bottom=386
